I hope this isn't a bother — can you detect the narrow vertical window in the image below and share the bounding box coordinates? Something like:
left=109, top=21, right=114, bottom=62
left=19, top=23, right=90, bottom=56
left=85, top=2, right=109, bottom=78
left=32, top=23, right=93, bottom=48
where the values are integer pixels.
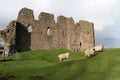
left=28, top=25, right=32, bottom=33
left=80, top=42, right=82, bottom=46
left=47, top=27, right=51, bottom=36
left=0, top=38, right=4, bottom=49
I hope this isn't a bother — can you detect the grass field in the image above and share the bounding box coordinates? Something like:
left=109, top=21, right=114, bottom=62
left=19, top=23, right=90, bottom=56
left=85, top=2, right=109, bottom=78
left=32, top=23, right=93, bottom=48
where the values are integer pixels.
left=0, top=49, right=120, bottom=80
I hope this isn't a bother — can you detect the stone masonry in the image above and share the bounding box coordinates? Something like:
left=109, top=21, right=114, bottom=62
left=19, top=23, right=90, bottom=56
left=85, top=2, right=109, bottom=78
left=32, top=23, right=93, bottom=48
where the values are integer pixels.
left=0, top=7, right=95, bottom=52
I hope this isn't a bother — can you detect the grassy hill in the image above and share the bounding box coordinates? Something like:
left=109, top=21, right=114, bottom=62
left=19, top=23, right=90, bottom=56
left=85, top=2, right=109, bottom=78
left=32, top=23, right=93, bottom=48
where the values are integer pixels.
left=0, top=49, right=120, bottom=80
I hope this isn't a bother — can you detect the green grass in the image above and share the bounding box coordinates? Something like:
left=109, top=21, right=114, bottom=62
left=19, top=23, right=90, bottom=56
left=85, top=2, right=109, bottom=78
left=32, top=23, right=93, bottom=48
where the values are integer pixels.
left=0, top=49, right=120, bottom=80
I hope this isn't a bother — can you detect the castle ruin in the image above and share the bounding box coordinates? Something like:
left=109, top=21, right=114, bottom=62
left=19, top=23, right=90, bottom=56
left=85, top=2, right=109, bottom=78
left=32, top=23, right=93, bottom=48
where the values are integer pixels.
left=0, top=7, right=95, bottom=53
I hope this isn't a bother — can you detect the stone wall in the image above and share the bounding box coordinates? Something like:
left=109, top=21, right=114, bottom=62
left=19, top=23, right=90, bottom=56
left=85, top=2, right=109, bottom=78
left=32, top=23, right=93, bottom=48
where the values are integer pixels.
left=0, top=21, right=16, bottom=54
left=0, top=21, right=16, bottom=44
left=0, top=7, right=95, bottom=52
left=79, top=20, right=95, bottom=51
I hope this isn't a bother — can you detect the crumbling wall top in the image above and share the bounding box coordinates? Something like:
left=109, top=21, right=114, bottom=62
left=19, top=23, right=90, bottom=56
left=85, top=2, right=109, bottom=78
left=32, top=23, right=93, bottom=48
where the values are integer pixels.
left=79, top=20, right=94, bottom=26
left=57, top=16, right=74, bottom=24
left=38, top=12, right=54, bottom=20
left=17, top=7, right=34, bottom=26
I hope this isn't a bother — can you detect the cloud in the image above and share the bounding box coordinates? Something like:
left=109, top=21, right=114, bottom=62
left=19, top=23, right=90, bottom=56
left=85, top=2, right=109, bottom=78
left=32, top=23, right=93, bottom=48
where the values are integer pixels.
left=95, top=24, right=120, bottom=48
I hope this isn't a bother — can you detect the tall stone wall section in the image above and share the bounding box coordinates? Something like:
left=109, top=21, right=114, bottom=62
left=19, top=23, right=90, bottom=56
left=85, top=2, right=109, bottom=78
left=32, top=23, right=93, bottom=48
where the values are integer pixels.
left=79, top=21, right=95, bottom=51
left=0, top=21, right=16, bottom=44
left=0, top=21, right=16, bottom=53
left=0, top=7, right=95, bottom=52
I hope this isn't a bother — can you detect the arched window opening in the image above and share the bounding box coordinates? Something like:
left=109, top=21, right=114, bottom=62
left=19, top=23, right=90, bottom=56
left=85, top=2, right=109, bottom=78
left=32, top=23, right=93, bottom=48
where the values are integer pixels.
left=0, top=38, right=4, bottom=50
left=62, top=30, right=66, bottom=36
left=62, top=31, right=64, bottom=35
left=61, top=41, right=65, bottom=45
left=74, top=40, right=76, bottom=43
left=80, top=42, right=82, bottom=47
left=47, top=27, right=51, bottom=36
left=7, top=29, right=9, bottom=33
left=28, top=24, right=33, bottom=33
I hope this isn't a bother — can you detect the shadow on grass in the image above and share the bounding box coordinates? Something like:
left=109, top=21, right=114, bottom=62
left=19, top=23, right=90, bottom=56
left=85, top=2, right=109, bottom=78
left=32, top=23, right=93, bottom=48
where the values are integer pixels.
left=0, top=59, right=14, bottom=62
left=0, top=75, right=15, bottom=80
left=29, top=75, right=46, bottom=80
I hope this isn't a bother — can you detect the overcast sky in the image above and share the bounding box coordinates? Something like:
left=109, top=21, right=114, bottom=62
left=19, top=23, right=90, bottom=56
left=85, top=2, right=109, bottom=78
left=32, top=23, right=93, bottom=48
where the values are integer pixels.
left=0, top=0, right=120, bottom=48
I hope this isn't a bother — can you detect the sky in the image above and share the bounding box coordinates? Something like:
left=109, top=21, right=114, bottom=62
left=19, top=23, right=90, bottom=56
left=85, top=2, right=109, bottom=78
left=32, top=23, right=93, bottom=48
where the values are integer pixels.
left=0, top=0, right=120, bottom=48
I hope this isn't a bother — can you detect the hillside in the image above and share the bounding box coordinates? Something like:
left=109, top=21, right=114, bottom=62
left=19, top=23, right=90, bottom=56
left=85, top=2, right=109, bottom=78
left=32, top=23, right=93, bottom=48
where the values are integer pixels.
left=0, top=49, right=120, bottom=80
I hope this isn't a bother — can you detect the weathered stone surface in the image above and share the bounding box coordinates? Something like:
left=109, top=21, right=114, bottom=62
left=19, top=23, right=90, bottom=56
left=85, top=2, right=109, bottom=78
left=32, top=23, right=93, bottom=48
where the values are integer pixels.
left=17, top=7, right=34, bottom=27
left=0, top=7, right=95, bottom=52
left=79, top=20, right=95, bottom=51
left=0, top=21, right=16, bottom=44
left=31, top=12, right=57, bottom=50
left=0, top=20, right=16, bottom=55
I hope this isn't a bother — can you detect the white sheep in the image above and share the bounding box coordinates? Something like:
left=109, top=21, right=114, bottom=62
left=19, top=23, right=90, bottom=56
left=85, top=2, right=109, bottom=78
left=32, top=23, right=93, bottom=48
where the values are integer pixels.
left=94, top=45, right=104, bottom=52
left=58, top=52, right=70, bottom=63
left=85, top=48, right=95, bottom=58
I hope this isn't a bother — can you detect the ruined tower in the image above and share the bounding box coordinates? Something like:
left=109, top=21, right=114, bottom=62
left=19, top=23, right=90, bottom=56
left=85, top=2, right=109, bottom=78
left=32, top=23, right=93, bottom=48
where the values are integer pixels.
left=0, top=7, right=95, bottom=52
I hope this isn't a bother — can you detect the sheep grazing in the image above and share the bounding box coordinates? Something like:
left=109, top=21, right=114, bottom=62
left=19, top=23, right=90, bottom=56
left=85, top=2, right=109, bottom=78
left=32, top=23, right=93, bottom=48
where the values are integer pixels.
left=85, top=48, right=95, bottom=58
left=94, top=45, right=104, bottom=52
left=58, top=52, right=70, bottom=63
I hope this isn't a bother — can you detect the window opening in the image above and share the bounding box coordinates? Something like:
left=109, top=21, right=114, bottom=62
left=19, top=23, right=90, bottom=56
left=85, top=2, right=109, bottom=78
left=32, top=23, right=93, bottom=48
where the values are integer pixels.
left=47, top=27, right=51, bottom=36
left=28, top=24, right=32, bottom=33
